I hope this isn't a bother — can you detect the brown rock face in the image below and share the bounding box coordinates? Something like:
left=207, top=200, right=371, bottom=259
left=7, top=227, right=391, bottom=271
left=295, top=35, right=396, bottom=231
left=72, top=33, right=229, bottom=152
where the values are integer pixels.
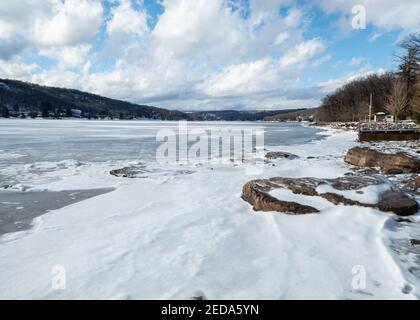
left=345, top=147, right=420, bottom=174
left=377, top=190, right=419, bottom=216
left=242, top=176, right=419, bottom=216
left=242, top=181, right=319, bottom=215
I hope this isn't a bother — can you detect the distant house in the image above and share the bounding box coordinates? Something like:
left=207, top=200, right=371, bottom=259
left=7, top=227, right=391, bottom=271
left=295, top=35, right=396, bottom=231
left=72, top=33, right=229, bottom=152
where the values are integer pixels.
left=71, top=109, right=82, bottom=118
left=385, top=115, right=394, bottom=123
left=374, top=112, right=386, bottom=122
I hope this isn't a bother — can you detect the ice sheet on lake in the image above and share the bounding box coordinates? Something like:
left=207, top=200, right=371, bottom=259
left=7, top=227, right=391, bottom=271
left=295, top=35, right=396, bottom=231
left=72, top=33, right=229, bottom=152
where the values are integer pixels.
left=0, top=119, right=418, bottom=300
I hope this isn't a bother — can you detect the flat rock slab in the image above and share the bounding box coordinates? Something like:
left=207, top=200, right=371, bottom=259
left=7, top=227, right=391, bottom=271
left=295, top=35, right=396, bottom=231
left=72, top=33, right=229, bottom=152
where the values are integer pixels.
left=265, top=151, right=299, bottom=160
left=110, top=166, right=148, bottom=178
left=242, top=175, right=419, bottom=216
left=345, top=147, right=420, bottom=174
left=110, top=166, right=195, bottom=179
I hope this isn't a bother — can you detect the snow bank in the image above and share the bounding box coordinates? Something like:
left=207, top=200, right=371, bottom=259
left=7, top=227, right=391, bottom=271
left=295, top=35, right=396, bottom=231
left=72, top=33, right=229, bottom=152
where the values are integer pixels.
left=0, top=127, right=417, bottom=300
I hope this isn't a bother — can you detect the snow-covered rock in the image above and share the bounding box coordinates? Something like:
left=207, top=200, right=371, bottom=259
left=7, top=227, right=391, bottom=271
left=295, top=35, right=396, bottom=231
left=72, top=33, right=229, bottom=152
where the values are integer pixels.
left=242, top=176, right=419, bottom=216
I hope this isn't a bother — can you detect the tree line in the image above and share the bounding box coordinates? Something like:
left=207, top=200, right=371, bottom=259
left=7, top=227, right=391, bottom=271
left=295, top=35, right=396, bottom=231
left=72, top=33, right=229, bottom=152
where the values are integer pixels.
left=315, top=33, right=420, bottom=122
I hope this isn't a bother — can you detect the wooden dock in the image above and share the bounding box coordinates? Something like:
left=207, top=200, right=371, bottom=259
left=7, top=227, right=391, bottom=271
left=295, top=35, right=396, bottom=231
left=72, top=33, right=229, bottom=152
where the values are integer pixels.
left=358, top=123, right=420, bottom=141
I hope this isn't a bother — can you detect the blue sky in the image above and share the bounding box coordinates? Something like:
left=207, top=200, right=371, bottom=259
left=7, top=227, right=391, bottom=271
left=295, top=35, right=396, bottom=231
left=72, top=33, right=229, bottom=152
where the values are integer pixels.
left=0, top=0, right=419, bottom=110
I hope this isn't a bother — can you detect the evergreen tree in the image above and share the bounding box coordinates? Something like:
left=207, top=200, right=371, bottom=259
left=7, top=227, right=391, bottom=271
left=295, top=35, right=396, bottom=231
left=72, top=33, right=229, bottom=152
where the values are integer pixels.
left=40, top=101, right=52, bottom=118
left=1, top=104, right=10, bottom=118
left=66, top=107, right=72, bottom=118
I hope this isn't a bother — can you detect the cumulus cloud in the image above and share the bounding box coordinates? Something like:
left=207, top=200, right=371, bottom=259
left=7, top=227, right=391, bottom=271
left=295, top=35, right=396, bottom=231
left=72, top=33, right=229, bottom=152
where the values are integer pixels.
left=32, top=0, right=103, bottom=47
left=1, top=0, right=417, bottom=111
left=0, top=0, right=103, bottom=59
left=279, top=39, right=325, bottom=68
left=318, top=67, right=386, bottom=94
left=107, top=0, right=149, bottom=38
left=40, top=45, right=92, bottom=69
left=152, top=0, right=245, bottom=64
left=0, top=61, right=38, bottom=78
left=314, top=0, right=420, bottom=33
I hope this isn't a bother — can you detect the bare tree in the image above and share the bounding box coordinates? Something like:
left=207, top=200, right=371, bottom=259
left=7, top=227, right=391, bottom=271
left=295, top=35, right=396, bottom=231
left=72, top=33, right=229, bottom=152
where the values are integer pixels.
left=396, top=33, right=420, bottom=110
left=385, top=79, right=409, bottom=119
left=412, top=80, right=420, bottom=114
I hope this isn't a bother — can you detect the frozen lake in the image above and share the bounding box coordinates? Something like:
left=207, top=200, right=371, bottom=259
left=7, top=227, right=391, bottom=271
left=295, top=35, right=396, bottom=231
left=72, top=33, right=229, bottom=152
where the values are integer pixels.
left=0, top=119, right=324, bottom=238
left=0, top=119, right=323, bottom=164
left=0, top=119, right=324, bottom=191
left=0, top=119, right=418, bottom=300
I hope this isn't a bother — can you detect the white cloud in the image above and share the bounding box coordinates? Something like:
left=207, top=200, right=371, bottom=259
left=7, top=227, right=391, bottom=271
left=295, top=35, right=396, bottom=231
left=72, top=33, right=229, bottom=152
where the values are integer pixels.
left=199, top=58, right=280, bottom=97
left=312, top=54, right=331, bottom=67
left=107, top=0, right=149, bottom=38
left=0, top=0, right=103, bottom=60
left=152, top=0, right=245, bottom=64
left=4, top=0, right=405, bottom=112
left=348, top=56, right=368, bottom=66
left=279, top=39, right=325, bottom=68
left=83, top=0, right=324, bottom=110
left=0, top=61, right=38, bottom=78
left=40, top=45, right=92, bottom=69
left=319, top=67, right=386, bottom=94
left=31, top=69, right=87, bottom=89
left=315, top=0, right=420, bottom=33
left=32, top=0, right=103, bottom=47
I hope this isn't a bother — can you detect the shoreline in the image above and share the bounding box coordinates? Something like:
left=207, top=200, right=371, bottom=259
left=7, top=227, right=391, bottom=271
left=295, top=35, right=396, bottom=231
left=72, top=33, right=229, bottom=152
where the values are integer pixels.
left=0, top=188, right=115, bottom=237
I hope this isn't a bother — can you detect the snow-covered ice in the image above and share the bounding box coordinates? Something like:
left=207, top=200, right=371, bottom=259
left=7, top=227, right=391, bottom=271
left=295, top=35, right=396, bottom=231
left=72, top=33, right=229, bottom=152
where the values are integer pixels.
left=0, top=119, right=418, bottom=300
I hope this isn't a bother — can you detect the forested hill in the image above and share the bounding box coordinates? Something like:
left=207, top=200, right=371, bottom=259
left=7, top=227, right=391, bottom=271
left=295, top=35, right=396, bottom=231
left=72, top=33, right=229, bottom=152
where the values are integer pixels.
left=314, top=33, right=419, bottom=123
left=0, top=79, right=306, bottom=121
left=314, top=73, right=395, bottom=122
left=0, top=79, right=188, bottom=120
left=188, top=109, right=307, bottom=121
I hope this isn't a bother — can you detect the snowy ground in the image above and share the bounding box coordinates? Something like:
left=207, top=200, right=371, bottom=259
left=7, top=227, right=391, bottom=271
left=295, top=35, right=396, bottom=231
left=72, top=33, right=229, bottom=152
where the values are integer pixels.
left=0, top=122, right=419, bottom=300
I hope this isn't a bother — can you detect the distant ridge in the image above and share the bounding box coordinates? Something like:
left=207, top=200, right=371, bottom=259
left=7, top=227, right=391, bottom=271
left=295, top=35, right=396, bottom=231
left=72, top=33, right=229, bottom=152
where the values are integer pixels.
left=0, top=78, right=187, bottom=120
left=0, top=78, right=308, bottom=121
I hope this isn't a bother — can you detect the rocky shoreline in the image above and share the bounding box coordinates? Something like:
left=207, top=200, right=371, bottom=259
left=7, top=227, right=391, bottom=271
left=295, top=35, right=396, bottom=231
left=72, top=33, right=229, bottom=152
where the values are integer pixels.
left=242, top=128, right=420, bottom=217
left=242, top=176, right=418, bottom=216
left=107, top=127, right=420, bottom=217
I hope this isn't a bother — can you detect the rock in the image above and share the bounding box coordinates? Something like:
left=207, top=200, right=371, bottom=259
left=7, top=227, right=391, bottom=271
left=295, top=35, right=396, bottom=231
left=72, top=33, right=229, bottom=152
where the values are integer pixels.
left=345, top=147, right=420, bottom=174
left=265, top=151, right=299, bottom=160
left=385, top=168, right=405, bottom=175
left=394, top=217, right=413, bottom=223
left=410, top=239, right=420, bottom=246
left=377, top=190, right=419, bottom=216
left=320, top=192, right=369, bottom=207
left=346, top=168, right=381, bottom=176
left=242, top=180, right=319, bottom=215
left=404, top=175, right=420, bottom=192
left=242, top=175, right=419, bottom=216
left=110, top=166, right=195, bottom=179
left=110, top=166, right=147, bottom=178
